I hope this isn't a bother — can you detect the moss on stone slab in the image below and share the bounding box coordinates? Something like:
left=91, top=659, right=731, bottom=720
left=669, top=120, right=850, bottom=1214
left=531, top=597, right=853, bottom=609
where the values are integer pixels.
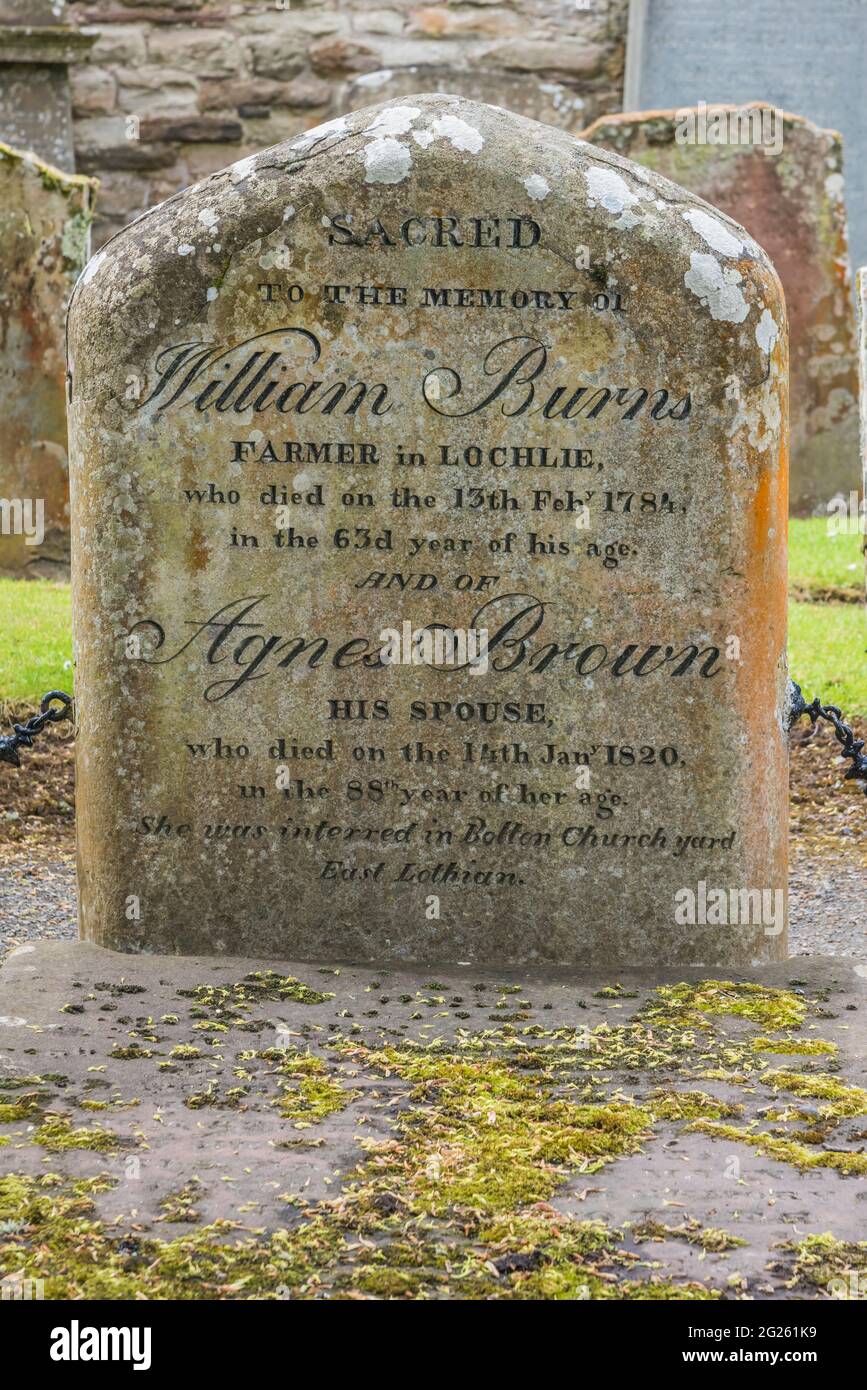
left=762, top=1070, right=867, bottom=1118
left=688, top=1120, right=867, bottom=1176
left=32, top=1114, right=120, bottom=1154
left=783, top=1233, right=867, bottom=1296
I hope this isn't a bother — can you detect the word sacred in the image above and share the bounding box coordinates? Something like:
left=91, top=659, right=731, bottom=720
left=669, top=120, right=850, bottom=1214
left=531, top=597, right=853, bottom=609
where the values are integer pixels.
left=325, top=213, right=540, bottom=249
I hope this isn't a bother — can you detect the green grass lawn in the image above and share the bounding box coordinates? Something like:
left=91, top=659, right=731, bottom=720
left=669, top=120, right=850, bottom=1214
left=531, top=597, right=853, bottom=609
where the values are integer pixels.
left=789, top=517, right=864, bottom=600
left=788, top=602, right=867, bottom=717
left=0, top=577, right=74, bottom=709
left=1, top=525, right=866, bottom=716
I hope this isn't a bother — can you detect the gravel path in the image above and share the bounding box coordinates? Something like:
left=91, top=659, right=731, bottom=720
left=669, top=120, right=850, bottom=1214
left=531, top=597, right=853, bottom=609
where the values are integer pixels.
left=1, top=843, right=863, bottom=961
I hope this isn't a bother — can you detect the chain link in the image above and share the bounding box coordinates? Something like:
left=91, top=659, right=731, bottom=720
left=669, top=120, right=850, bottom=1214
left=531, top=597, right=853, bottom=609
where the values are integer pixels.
left=787, top=679, right=867, bottom=797
left=0, top=691, right=73, bottom=768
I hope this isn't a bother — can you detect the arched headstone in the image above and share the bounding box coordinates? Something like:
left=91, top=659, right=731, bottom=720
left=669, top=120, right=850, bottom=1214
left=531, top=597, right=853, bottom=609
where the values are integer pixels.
left=68, top=95, right=788, bottom=965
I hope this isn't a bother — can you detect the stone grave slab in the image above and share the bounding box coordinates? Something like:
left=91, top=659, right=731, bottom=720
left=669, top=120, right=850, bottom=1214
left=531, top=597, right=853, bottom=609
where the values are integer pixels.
left=0, top=941, right=865, bottom=1299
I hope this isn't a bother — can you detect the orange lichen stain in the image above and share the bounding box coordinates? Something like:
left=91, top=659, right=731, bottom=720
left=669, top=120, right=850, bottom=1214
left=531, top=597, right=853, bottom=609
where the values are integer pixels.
left=729, top=331, right=789, bottom=909
left=186, top=522, right=211, bottom=575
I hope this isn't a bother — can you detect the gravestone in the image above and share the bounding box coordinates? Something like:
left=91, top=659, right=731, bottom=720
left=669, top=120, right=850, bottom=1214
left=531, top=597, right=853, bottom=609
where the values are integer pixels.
left=859, top=267, right=867, bottom=549
left=0, top=143, right=95, bottom=578
left=67, top=94, right=788, bottom=967
left=0, top=0, right=94, bottom=173
left=623, top=0, right=867, bottom=274
left=582, top=106, right=860, bottom=515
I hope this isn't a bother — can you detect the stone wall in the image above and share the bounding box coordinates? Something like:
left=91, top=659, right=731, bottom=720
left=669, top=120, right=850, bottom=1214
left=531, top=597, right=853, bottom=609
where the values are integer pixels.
left=67, top=0, right=628, bottom=248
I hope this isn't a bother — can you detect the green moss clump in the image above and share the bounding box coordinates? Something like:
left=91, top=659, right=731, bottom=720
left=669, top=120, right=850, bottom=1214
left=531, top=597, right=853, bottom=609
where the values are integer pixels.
left=783, top=1233, right=867, bottom=1295
left=645, top=981, right=806, bottom=1032
left=169, top=1045, right=203, bottom=1061
left=158, top=1180, right=204, bottom=1224
left=752, top=1037, right=837, bottom=1056
left=0, top=1074, right=63, bottom=1091
left=689, top=1120, right=867, bottom=1176
left=109, top=1045, right=154, bottom=1060
left=0, top=1096, right=41, bottom=1124
left=0, top=1174, right=346, bottom=1300
left=32, top=1114, right=120, bottom=1154
left=258, top=1049, right=350, bottom=1126
left=350, top=1046, right=651, bottom=1215
left=648, top=1089, right=743, bottom=1122
left=179, top=972, right=333, bottom=1015
left=762, top=1071, right=867, bottom=1118
left=631, top=1218, right=746, bottom=1252
left=185, top=1083, right=249, bottom=1112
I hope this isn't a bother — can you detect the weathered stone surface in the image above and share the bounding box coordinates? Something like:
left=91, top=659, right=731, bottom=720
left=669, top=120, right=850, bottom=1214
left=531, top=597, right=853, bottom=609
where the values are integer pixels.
left=582, top=107, right=860, bottom=516
left=0, top=0, right=95, bottom=174
left=0, top=145, right=95, bottom=578
left=68, top=94, right=787, bottom=966
left=345, top=66, right=589, bottom=133
left=1, top=942, right=865, bottom=1299
left=623, top=0, right=867, bottom=290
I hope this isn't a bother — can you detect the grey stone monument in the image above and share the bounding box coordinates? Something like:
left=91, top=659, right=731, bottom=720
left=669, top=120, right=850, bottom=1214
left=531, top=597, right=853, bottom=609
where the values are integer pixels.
left=0, top=0, right=94, bottom=172
left=624, top=0, right=867, bottom=273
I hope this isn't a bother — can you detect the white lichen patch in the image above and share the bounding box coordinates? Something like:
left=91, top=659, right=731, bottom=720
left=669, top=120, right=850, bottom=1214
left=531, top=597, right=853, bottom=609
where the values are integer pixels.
left=585, top=167, right=638, bottom=216
left=755, top=307, right=779, bottom=355
left=366, top=105, right=420, bottom=138
left=523, top=174, right=550, bottom=202
left=228, top=155, right=257, bottom=185
left=206, top=287, right=218, bottom=302
left=177, top=244, right=194, bottom=257
left=258, top=243, right=293, bottom=271
left=412, top=130, right=435, bottom=149
left=584, top=166, right=641, bottom=228
left=431, top=113, right=484, bottom=154
left=364, top=136, right=412, bottom=185
left=354, top=69, right=394, bottom=90
left=198, top=208, right=218, bottom=232
left=684, top=252, right=749, bottom=323
left=825, top=171, right=845, bottom=201
left=727, top=374, right=782, bottom=452
left=683, top=208, right=744, bottom=258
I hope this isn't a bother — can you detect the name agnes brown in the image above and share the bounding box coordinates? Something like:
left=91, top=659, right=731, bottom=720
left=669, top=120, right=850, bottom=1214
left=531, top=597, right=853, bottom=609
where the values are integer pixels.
left=130, top=592, right=723, bottom=702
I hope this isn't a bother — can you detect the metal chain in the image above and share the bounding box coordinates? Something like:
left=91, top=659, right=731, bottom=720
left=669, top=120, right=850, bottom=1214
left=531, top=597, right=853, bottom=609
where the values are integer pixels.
left=0, top=691, right=73, bottom=768
left=787, top=680, right=867, bottom=797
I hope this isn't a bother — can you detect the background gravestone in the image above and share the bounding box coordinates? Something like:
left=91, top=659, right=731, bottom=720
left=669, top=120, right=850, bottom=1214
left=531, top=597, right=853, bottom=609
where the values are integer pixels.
left=0, top=144, right=95, bottom=579
left=68, top=94, right=788, bottom=967
left=582, top=107, right=860, bottom=515
left=0, top=0, right=94, bottom=173
left=624, top=0, right=867, bottom=273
